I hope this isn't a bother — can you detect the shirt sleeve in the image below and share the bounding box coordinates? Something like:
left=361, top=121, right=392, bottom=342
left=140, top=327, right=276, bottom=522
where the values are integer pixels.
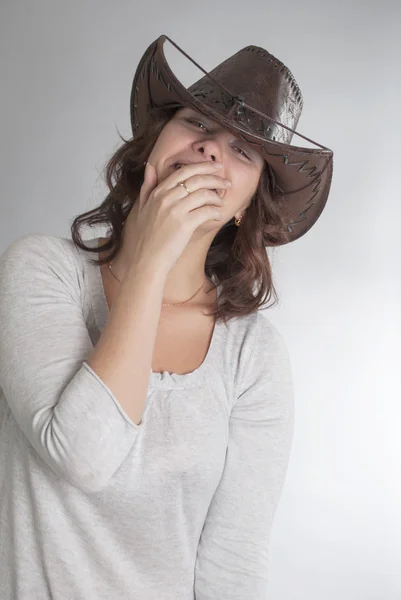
left=0, top=234, right=140, bottom=493
left=194, top=313, right=295, bottom=599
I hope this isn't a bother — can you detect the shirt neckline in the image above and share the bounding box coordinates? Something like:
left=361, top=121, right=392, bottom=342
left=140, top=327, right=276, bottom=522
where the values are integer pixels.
left=83, top=236, right=226, bottom=389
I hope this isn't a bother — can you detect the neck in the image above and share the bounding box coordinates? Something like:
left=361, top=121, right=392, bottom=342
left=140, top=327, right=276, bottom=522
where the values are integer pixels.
left=99, top=236, right=217, bottom=307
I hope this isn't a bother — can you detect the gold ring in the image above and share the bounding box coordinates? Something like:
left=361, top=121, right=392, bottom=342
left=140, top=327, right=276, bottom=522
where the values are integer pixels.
left=177, top=180, right=191, bottom=195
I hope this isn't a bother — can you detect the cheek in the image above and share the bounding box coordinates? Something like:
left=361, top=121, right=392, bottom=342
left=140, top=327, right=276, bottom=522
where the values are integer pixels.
left=152, top=125, right=189, bottom=158
left=231, top=171, right=259, bottom=200
left=151, top=128, right=172, bottom=154
left=148, top=129, right=178, bottom=168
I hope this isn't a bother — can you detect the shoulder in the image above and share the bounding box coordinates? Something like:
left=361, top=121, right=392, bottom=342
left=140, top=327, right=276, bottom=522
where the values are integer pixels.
left=254, top=311, right=291, bottom=358
left=231, top=309, right=291, bottom=365
left=0, top=233, right=74, bottom=267
left=0, top=233, right=82, bottom=302
left=234, top=309, right=293, bottom=396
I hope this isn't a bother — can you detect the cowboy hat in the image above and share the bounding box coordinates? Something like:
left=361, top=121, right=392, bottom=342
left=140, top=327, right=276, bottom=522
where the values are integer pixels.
left=129, top=34, right=334, bottom=244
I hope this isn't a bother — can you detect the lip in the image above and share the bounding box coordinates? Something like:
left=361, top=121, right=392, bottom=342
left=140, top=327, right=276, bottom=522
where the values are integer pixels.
left=172, top=158, right=215, bottom=168
left=172, top=160, right=196, bottom=168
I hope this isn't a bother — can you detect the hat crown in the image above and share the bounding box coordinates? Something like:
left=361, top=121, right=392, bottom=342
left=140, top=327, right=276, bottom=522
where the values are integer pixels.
left=187, top=45, right=303, bottom=144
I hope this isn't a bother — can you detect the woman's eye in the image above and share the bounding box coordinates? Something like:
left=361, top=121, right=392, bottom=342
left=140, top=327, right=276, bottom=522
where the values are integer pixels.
left=234, top=147, right=250, bottom=160
left=190, top=120, right=208, bottom=132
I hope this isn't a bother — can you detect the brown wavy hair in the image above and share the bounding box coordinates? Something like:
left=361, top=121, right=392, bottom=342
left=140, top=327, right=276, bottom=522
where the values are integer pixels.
left=70, top=104, right=292, bottom=326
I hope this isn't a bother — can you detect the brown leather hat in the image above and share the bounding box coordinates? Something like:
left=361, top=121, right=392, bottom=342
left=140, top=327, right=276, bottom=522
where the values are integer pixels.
left=130, top=34, right=334, bottom=244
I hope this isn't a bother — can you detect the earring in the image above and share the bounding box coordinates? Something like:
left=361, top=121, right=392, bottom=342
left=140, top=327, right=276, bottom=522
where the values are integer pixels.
left=235, top=215, right=243, bottom=227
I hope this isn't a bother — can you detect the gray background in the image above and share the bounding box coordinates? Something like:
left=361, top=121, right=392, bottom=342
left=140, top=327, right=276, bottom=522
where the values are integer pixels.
left=1, top=1, right=400, bottom=598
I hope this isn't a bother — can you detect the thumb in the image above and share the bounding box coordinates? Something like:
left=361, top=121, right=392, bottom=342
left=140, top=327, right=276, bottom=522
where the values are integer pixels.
left=139, top=161, right=158, bottom=209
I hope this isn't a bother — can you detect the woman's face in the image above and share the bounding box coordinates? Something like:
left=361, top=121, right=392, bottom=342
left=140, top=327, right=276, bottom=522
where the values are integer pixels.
left=147, top=106, right=265, bottom=227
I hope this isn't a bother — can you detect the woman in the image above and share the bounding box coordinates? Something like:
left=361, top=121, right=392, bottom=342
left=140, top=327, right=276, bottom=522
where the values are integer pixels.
left=0, top=35, right=333, bottom=599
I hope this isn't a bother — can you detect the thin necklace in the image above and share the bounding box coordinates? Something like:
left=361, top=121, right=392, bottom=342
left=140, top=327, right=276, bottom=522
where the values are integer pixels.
left=108, top=261, right=208, bottom=307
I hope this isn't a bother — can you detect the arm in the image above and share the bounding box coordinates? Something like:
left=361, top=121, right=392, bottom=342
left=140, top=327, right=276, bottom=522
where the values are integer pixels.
left=0, top=234, right=164, bottom=493
left=194, top=313, right=295, bottom=599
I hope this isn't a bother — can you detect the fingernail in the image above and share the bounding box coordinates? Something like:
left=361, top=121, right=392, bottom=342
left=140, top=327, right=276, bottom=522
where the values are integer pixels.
left=211, top=162, right=223, bottom=168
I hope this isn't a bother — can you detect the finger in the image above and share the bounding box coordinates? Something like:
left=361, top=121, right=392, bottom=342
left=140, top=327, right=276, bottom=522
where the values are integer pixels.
left=162, top=161, right=224, bottom=192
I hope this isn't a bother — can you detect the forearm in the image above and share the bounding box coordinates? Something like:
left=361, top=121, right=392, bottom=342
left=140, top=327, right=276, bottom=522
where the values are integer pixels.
left=86, top=258, right=167, bottom=426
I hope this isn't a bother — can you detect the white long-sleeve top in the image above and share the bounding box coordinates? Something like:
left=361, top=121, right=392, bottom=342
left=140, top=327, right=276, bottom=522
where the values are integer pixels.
left=0, top=233, right=294, bottom=599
